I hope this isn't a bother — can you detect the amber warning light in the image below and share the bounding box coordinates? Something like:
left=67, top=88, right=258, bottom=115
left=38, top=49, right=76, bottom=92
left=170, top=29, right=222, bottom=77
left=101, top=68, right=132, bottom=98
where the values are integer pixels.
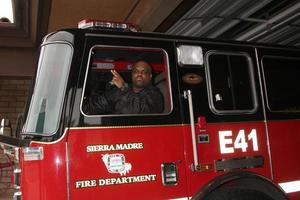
left=78, top=19, right=139, bottom=32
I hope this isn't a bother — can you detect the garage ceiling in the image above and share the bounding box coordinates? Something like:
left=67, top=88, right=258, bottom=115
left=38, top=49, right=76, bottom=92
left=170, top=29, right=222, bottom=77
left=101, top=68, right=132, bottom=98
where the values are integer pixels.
left=47, top=0, right=183, bottom=33
left=0, top=0, right=183, bottom=48
left=48, top=0, right=300, bottom=47
left=159, top=0, right=300, bottom=47
left=1, top=0, right=300, bottom=48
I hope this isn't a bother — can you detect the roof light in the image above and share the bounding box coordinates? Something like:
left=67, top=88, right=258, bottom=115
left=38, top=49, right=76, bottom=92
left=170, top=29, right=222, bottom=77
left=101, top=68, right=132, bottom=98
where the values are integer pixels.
left=78, top=19, right=139, bottom=32
left=177, top=45, right=203, bottom=66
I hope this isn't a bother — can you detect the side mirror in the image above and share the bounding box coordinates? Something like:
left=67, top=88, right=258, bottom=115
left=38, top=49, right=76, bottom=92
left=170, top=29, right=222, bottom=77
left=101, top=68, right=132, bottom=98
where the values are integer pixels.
left=0, top=118, right=12, bottom=137
left=15, top=114, right=24, bottom=138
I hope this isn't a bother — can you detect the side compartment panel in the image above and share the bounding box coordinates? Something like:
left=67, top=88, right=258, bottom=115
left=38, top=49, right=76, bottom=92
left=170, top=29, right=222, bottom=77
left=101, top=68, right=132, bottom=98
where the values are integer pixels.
left=68, top=126, right=187, bottom=200
left=21, top=136, right=68, bottom=200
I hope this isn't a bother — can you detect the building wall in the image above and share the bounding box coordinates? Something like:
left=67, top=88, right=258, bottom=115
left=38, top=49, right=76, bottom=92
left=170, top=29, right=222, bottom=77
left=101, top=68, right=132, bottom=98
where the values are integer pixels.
left=0, top=48, right=37, bottom=77
left=0, top=76, right=32, bottom=193
left=0, top=76, right=32, bottom=135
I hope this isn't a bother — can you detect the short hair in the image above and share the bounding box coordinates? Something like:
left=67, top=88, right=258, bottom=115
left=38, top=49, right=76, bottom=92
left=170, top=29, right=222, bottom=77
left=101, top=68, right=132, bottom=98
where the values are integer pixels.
left=132, top=59, right=153, bottom=73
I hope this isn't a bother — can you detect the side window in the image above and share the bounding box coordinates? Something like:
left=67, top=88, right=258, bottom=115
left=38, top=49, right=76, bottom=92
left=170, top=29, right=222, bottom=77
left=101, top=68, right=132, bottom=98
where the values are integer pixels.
left=262, top=56, right=300, bottom=112
left=206, top=51, right=257, bottom=114
left=24, top=43, right=72, bottom=134
left=81, top=46, right=171, bottom=116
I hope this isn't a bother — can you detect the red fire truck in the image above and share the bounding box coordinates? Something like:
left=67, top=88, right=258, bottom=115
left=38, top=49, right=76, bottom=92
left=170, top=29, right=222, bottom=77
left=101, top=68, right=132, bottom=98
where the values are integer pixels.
left=0, top=19, right=300, bottom=200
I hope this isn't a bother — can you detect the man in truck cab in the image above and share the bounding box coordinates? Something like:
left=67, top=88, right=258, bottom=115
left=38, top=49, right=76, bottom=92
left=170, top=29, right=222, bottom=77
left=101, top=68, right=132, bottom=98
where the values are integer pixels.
left=83, top=60, right=164, bottom=115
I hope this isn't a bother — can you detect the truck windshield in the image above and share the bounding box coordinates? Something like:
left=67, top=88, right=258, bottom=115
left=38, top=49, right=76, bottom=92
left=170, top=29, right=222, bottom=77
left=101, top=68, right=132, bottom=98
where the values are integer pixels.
left=24, top=43, right=72, bottom=135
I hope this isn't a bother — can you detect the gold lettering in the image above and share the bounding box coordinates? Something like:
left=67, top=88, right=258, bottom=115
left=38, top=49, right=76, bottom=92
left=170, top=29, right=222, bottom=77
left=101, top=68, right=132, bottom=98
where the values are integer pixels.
left=87, top=143, right=144, bottom=152
left=97, top=174, right=156, bottom=187
left=75, top=180, right=97, bottom=188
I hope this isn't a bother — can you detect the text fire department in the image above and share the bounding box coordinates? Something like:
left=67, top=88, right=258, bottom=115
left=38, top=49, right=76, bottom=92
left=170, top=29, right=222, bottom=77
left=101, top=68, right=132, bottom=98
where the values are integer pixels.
left=75, top=174, right=157, bottom=188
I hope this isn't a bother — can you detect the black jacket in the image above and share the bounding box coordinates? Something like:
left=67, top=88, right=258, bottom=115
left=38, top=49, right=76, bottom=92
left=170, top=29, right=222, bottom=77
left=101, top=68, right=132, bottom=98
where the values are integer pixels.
left=83, top=84, right=164, bottom=115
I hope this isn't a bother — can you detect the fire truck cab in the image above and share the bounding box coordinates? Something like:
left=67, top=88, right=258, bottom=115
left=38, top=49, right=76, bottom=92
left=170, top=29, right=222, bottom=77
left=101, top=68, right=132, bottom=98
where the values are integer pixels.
left=1, top=20, right=300, bottom=200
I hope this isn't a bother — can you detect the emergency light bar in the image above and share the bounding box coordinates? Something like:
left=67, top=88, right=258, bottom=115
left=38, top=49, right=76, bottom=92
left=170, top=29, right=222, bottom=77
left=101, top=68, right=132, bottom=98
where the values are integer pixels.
left=78, top=19, right=139, bottom=32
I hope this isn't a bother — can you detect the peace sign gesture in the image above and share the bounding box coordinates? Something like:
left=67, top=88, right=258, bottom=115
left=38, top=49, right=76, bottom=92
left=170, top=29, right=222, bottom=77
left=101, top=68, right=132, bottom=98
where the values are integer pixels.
left=110, top=70, right=125, bottom=88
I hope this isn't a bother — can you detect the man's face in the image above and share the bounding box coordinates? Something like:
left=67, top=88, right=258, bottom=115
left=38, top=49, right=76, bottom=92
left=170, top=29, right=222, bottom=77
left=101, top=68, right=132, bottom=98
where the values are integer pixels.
left=131, top=61, right=152, bottom=89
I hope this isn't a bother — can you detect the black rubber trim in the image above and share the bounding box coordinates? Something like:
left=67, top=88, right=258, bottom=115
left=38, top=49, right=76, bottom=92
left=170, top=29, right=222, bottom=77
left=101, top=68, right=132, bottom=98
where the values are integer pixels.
left=0, top=135, right=30, bottom=147
left=215, top=156, right=264, bottom=171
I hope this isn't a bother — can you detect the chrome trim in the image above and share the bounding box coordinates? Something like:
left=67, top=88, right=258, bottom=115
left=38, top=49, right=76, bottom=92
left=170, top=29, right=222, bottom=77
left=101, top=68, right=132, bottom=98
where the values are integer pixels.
left=279, top=180, right=300, bottom=193
left=23, top=147, right=44, bottom=161
left=14, top=147, right=20, bottom=163
left=205, top=50, right=258, bottom=115
left=23, top=41, right=74, bottom=136
left=13, top=168, right=21, bottom=189
left=66, top=142, right=70, bottom=200
left=255, top=48, right=274, bottom=179
left=13, top=191, right=22, bottom=200
left=161, top=163, right=178, bottom=186
left=184, top=90, right=199, bottom=171
left=69, top=123, right=185, bottom=130
left=260, top=54, right=300, bottom=113
left=79, top=45, right=173, bottom=117
left=30, top=128, right=68, bottom=145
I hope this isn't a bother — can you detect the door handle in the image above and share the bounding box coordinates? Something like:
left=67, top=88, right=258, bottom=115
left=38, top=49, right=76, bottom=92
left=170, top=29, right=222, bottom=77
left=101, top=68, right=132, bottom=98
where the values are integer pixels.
left=183, top=90, right=199, bottom=171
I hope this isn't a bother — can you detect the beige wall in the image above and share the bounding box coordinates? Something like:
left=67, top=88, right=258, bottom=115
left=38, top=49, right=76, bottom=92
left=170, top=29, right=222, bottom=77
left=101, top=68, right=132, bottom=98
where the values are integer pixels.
left=0, top=46, right=36, bottom=135
left=0, top=48, right=37, bottom=77
left=0, top=77, right=31, bottom=134
left=0, top=45, right=35, bottom=194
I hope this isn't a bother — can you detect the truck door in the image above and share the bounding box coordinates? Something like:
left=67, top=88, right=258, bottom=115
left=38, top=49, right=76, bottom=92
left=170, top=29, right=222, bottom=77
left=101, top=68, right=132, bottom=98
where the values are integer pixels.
left=257, top=48, right=300, bottom=198
left=177, top=44, right=272, bottom=195
left=67, top=36, right=187, bottom=200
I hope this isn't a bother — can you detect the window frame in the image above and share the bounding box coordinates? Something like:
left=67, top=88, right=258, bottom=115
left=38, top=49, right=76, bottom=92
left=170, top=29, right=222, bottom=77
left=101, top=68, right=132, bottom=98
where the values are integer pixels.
left=0, top=0, right=51, bottom=48
left=0, top=0, right=28, bottom=37
left=0, top=0, right=14, bottom=23
left=23, top=41, right=73, bottom=136
left=261, top=55, right=300, bottom=113
left=80, top=44, right=173, bottom=117
left=205, top=50, right=258, bottom=115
